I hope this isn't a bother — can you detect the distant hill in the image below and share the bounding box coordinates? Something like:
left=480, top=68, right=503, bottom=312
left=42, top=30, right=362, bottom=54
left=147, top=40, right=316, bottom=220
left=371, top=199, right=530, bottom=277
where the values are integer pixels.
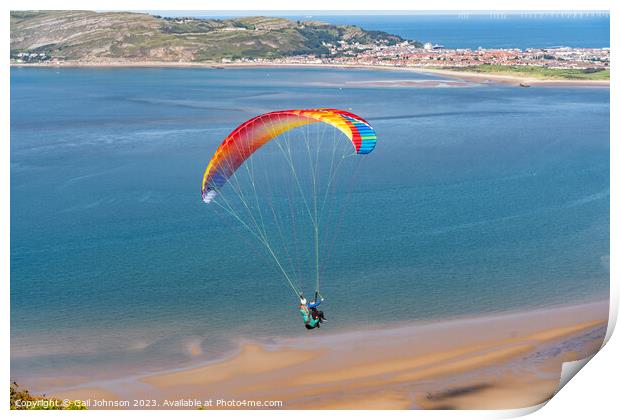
left=10, top=11, right=418, bottom=63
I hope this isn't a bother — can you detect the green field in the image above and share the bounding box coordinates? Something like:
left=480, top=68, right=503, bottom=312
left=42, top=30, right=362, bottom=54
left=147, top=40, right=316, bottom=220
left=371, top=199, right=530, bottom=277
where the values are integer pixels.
left=461, top=64, right=609, bottom=80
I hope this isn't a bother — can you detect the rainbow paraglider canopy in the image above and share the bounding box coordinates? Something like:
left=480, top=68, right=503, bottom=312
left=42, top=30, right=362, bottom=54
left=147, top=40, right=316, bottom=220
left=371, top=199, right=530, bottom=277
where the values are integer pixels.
left=201, top=108, right=377, bottom=203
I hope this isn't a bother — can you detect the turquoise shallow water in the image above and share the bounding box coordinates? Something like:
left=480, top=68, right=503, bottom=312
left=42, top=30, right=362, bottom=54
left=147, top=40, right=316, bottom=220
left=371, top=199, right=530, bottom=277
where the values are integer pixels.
left=10, top=67, right=609, bottom=386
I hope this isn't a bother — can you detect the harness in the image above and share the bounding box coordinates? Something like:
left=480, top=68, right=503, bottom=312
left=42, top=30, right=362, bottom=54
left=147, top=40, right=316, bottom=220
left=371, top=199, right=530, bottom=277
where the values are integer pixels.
left=299, top=292, right=324, bottom=329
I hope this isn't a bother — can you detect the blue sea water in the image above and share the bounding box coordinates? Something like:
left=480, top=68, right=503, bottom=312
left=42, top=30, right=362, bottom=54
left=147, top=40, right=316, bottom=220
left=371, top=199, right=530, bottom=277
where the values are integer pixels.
left=300, top=14, right=610, bottom=49
left=10, top=67, right=609, bottom=388
left=196, top=12, right=611, bottom=49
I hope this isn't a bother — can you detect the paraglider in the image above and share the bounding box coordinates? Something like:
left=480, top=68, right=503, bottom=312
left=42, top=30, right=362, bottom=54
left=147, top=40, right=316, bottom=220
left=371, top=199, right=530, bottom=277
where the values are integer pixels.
left=201, top=109, right=377, bottom=203
left=201, top=108, right=377, bottom=329
left=299, top=292, right=327, bottom=329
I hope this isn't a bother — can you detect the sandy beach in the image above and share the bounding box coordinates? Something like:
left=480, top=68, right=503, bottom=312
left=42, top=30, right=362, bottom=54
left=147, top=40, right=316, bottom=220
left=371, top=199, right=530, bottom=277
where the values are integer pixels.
left=415, top=67, right=611, bottom=87
left=50, top=300, right=608, bottom=410
left=11, top=61, right=609, bottom=87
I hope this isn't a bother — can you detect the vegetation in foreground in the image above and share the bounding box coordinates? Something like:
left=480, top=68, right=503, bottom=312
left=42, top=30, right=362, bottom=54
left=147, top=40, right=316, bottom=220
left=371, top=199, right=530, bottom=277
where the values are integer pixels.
left=459, top=64, right=610, bottom=80
left=10, top=382, right=87, bottom=410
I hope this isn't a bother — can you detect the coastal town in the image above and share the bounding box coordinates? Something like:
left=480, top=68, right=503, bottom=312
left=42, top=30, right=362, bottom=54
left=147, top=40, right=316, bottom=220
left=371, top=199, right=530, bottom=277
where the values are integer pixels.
left=231, top=41, right=610, bottom=72
left=10, top=11, right=609, bottom=80
left=13, top=41, right=609, bottom=73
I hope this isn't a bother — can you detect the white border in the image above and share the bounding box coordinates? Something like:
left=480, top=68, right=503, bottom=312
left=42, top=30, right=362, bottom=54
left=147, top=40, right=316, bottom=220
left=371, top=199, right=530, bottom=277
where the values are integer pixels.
left=4, top=1, right=616, bottom=419
left=5, top=0, right=616, bottom=12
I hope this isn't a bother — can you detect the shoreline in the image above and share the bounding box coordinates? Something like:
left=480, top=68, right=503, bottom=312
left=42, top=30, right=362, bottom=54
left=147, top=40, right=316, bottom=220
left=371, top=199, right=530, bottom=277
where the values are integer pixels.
left=48, top=299, right=609, bottom=409
left=11, top=61, right=609, bottom=87
left=416, top=67, right=611, bottom=87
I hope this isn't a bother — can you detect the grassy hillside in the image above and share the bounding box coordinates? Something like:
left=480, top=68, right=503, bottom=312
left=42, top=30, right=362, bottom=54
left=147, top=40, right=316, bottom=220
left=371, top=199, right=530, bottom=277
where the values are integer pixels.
left=10, top=11, right=416, bottom=63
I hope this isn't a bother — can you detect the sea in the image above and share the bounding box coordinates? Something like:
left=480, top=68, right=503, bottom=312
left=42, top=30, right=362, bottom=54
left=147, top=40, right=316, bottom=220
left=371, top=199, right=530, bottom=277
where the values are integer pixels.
left=10, top=14, right=610, bottom=390
left=202, top=12, right=611, bottom=50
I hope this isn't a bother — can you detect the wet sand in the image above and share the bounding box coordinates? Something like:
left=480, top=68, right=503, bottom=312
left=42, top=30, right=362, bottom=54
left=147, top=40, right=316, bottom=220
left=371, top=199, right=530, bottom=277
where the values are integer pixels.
left=415, top=67, right=610, bottom=87
left=53, top=300, right=608, bottom=410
